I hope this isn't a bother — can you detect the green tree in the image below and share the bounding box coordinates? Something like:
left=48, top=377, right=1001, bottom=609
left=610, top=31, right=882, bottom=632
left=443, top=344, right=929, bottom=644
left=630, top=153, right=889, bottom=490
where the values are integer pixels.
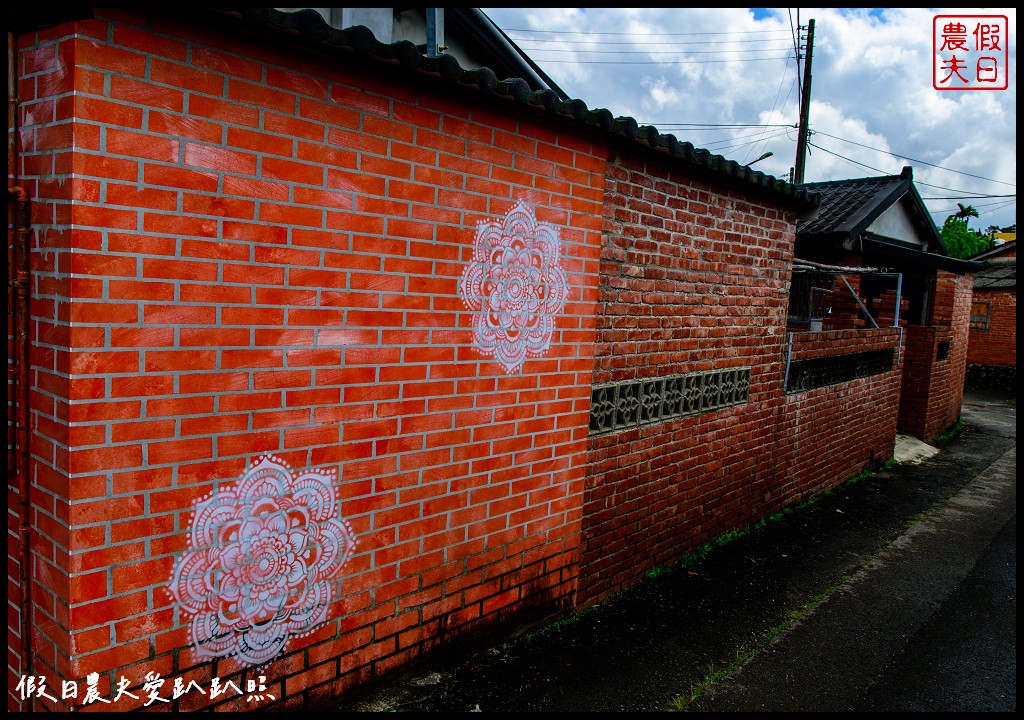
left=940, top=215, right=991, bottom=258
left=954, top=203, right=980, bottom=227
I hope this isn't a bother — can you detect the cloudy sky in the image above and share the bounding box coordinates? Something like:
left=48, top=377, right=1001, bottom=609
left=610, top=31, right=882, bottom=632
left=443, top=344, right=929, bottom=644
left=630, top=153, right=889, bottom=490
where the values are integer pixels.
left=481, top=7, right=1016, bottom=233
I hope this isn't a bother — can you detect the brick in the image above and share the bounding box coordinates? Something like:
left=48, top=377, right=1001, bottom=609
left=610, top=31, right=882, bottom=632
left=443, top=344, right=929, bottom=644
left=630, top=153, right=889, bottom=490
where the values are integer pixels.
left=71, top=253, right=138, bottom=277
left=225, top=126, right=293, bottom=156
left=192, top=45, right=263, bottom=82
left=76, top=96, right=143, bottom=129
left=151, top=57, right=225, bottom=96
left=105, top=183, right=178, bottom=211
left=71, top=204, right=138, bottom=231
left=112, top=24, right=188, bottom=61
left=142, top=258, right=218, bottom=281
left=182, top=193, right=256, bottom=220
left=227, top=78, right=296, bottom=113
left=144, top=163, right=219, bottom=193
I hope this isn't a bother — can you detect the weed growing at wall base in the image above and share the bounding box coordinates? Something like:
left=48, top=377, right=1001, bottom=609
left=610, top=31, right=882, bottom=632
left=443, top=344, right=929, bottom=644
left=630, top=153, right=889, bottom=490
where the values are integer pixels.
left=933, top=418, right=967, bottom=444
left=664, top=578, right=849, bottom=711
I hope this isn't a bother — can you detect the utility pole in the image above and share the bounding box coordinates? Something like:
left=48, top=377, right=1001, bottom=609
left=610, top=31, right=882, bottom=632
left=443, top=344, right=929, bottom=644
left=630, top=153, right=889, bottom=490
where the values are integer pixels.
left=794, top=18, right=815, bottom=184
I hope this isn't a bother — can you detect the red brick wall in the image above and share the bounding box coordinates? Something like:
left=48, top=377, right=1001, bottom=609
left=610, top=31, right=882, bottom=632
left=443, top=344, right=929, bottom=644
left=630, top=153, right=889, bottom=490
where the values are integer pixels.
left=14, top=10, right=605, bottom=710
left=12, top=8, right=947, bottom=711
left=775, top=329, right=903, bottom=507
left=581, top=152, right=796, bottom=604
left=581, top=156, right=906, bottom=603
left=898, top=271, right=971, bottom=441
left=9, top=18, right=81, bottom=711
left=967, top=288, right=1016, bottom=367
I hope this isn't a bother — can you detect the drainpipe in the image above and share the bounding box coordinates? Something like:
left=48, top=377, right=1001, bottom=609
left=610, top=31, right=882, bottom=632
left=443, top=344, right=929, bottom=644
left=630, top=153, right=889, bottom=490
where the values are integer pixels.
left=426, top=8, right=445, bottom=57
left=894, top=272, right=903, bottom=365
left=783, top=332, right=794, bottom=391
left=9, top=29, right=35, bottom=699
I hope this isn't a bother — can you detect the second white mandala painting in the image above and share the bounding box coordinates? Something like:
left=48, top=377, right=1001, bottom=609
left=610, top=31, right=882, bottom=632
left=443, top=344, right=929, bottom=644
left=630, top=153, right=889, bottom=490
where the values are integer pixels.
left=459, top=201, right=569, bottom=373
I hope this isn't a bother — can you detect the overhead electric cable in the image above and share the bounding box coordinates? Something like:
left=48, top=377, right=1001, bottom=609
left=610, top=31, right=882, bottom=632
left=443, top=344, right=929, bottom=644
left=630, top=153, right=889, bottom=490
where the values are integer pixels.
left=639, top=123, right=795, bottom=128
left=933, top=199, right=1017, bottom=214
left=503, top=28, right=785, bottom=36
left=516, top=37, right=790, bottom=46
left=524, top=47, right=793, bottom=55
left=743, top=60, right=793, bottom=164
left=808, top=141, right=1018, bottom=201
left=533, top=57, right=793, bottom=64
left=920, top=194, right=1016, bottom=200
left=813, top=130, right=1016, bottom=188
left=789, top=8, right=802, bottom=98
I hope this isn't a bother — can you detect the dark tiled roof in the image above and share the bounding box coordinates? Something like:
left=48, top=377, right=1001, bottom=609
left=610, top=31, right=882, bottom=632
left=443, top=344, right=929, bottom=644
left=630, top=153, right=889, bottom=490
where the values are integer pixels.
left=200, top=7, right=819, bottom=211
left=974, top=258, right=1016, bottom=290
left=971, top=239, right=1016, bottom=261
left=797, top=171, right=907, bottom=239
left=796, top=166, right=945, bottom=253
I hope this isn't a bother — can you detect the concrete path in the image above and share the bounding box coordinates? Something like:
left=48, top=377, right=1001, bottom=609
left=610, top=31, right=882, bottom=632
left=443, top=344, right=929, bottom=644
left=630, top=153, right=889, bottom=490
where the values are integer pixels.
left=689, top=445, right=1016, bottom=711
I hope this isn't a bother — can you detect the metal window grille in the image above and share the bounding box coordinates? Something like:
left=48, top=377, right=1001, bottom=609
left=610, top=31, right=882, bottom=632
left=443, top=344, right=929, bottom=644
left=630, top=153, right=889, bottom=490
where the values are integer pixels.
left=785, top=349, right=894, bottom=393
left=589, top=368, right=751, bottom=435
left=787, top=271, right=834, bottom=323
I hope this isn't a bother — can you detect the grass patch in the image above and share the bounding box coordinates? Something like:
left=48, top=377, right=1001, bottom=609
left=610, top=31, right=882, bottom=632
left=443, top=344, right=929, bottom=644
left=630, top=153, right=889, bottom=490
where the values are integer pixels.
left=665, top=579, right=847, bottom=711
left=933, top=418, right=967, bottom=445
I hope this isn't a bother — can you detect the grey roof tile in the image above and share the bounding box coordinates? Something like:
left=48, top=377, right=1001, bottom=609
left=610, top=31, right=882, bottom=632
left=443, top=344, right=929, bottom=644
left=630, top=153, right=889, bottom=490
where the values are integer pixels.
left=797, top=174, right=905, bottom=238
left=974, top=259, right=1016, bottom=289
left=203, top=7, right=820, bottom=211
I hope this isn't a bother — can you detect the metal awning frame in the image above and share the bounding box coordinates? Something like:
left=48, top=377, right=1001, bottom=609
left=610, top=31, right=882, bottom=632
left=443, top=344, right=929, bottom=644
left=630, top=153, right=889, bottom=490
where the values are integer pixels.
left=786, top=260, right=906, bottom=386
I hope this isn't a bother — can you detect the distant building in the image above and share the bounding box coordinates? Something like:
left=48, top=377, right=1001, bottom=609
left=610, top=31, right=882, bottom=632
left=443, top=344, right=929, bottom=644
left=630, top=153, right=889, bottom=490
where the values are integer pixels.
left=966, top=240, right=1016, bottom=391
left=796, top=167, right=984, bottom=442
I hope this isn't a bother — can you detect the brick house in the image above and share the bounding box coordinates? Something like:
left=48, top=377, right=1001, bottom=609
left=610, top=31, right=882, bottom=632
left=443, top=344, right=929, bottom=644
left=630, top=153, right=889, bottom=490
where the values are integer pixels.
left=965, top=240, right=1016, bottom=391
left=795, top=167, right=983, bottom=442
left=9, top=7, right=964, bottom=711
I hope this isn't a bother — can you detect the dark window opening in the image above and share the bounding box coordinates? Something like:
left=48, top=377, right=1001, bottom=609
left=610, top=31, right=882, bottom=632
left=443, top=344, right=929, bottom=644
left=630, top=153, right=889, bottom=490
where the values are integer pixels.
left=787, top=272, right=835, bottom=326
left=970, top=301, right=990, bottom=330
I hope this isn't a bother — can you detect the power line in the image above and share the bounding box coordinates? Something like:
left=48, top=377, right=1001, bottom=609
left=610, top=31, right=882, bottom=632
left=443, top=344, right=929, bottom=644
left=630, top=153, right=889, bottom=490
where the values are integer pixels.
left=789, top=9, right=803, bottom=100
left=808, top=141, right=1017, bottom=201
left=920, top=194, right=1016, bottom=200
left=743, top=67, right=796, bottom=164
left=516, top=37, right=791, bottom=46
left=980, top=199, right=1017, bottom=215
left=504, top=28, right=787, bottom=36
left=714, top=129, right=792, bottom=156
left=813, top=130, right=1016, bottom=188
left=637, top=123, right=795, bottom=129
left=521, top=46, right=794, bottom=55
left=932, top=199, right=1017, bottom=214
left=531, top=56, right=793, bottom=64
left=709, top=126, right=791, bottom=146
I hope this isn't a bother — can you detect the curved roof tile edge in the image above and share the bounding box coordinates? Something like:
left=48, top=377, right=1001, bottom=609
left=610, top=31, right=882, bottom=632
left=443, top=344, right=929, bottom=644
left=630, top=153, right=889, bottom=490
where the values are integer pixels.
left=207, top=7, right=820, bottom=211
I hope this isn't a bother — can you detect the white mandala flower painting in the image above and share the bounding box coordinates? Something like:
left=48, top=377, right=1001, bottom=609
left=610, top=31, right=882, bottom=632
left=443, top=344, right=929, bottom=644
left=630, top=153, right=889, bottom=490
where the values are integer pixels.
left=169, top=455, right=357, bottom=668
left=459, top=200, right=569, bottom=373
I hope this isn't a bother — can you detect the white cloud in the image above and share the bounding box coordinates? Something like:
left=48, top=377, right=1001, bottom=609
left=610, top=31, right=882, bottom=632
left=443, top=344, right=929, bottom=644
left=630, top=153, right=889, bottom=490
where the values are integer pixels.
left=641, top=77, right=683, bottom=113
left=482, top=7, right=1016, bottom=230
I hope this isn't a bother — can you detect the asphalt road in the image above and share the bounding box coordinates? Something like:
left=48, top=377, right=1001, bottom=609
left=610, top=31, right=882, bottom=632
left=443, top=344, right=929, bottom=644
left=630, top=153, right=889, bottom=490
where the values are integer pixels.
left=336, top=389, right=1016, bottom=713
